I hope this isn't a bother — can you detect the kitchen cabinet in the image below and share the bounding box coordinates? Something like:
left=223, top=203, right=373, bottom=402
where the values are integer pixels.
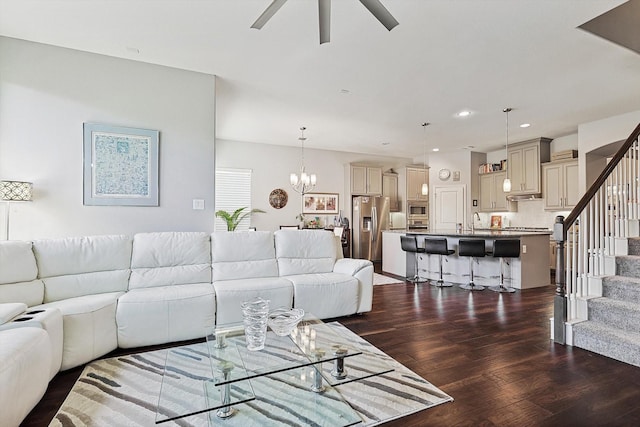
left=507, top=138, right=551, bottom=195
left=406, top=167, right=429, bottom=201
left=542, top=160, right=579, bottom=211
left=382, top=172, right=399, bottom=212
left=351, top=165, right=382, bottom=195
left=479, top=171, right=513, bottom=212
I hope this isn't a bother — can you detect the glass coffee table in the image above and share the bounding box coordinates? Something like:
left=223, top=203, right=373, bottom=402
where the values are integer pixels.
left=155, top=313, right=393, bottom=426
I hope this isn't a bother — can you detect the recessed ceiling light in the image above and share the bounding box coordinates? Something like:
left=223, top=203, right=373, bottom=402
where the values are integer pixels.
left=520, top=123, right=531, bottom=128
left=432, top=148, right=440, bottom=152
left=457, top=110, right=471, bottom=117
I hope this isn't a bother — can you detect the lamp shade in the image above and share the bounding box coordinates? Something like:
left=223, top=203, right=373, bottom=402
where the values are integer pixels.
left=0, top=181, right=33, bottom=201
left=502, top=177, right=511, bottom=193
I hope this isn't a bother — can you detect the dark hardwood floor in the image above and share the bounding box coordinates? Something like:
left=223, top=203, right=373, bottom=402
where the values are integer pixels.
left=22, top=269, right=640, bottom=426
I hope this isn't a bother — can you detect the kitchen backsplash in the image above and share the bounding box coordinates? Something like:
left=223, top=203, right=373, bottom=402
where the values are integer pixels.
left=476, top=199, right=569, bottom=230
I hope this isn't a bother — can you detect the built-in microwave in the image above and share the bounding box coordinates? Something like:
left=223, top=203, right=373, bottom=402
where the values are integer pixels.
left=408, top=203, right=428, bottom=217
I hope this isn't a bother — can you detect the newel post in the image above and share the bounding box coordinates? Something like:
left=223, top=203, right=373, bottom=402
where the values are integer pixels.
left=553, top=215, right=567, bottom=344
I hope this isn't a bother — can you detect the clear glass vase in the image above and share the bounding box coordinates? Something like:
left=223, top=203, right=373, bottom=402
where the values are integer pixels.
left=240, top=297, right=270, bottom=351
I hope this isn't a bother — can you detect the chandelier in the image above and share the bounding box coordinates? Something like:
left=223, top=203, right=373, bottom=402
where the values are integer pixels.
left=502, top=108, right=512, bottom=193
left=290, top=126, right=316, bottom=195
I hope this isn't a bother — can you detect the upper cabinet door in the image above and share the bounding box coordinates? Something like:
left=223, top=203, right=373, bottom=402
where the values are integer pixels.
left=406, top=167, right=428, bottom=201
left=351, top=165, right=383, bottom=195
left=507, top=138, right=551, bottom=195
left=382, top=172, right=399, bottom=211
left=351, top=166, right=367, bottom=194
left=564, top=161, right=580, bottom=208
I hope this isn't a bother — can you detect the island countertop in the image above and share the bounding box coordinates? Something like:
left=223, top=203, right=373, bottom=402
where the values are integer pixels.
left=383, top=229, right=552, bottom=237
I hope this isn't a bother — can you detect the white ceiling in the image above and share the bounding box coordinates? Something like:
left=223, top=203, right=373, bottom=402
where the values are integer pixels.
left=1, top=0, right=639, bottom=159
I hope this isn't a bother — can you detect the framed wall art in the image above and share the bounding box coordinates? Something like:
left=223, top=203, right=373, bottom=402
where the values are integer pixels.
left=83, top=123, right=159, bottom=206
left=302, top=193, right=339, bottom=215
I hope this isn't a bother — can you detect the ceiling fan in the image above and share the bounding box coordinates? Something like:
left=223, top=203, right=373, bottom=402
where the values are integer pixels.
left=251, top=0, right=399, bottom=44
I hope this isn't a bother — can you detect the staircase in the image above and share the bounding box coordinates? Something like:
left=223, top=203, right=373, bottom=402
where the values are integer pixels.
left=572, top=238, right=640, bottom=367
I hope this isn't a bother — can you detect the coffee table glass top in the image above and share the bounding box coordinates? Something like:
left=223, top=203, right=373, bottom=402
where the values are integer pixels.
left=155, top=313, right=393, bottom=425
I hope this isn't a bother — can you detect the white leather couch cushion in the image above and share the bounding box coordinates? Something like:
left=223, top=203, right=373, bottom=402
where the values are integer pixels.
left=0, top=303, right=27, bottom=324
left=35, top=293, right=121, bottom=370
left=212, top=231, right=279, bottom=280
left=33, top=235, right=132, bottom=277
left=0, top=280, right=44, bottom=306
left=129, top=232, right=211, bottom=289
left=213, top=277, right=293, bottom=324
left=275, top=230, right=336, bottom=276
left=286, top=273, right=359, bottom=319
left=33, top=235, right=132, bottom=302
left=0, top=327, right=51, bottom=427
left=0, top=241, right=38, bottom=284
left=116, top=283, right=216, bottom=348
left=0, top=241, right=44, bottom=306
left=43, top=270, right=131, bottom=303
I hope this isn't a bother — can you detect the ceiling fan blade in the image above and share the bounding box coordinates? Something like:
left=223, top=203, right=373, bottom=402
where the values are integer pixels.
left=251, top=0, right=288, bottom=29
left=358, top=0, right=399, bottom=31
left=318, top=0, right=331, bottom=44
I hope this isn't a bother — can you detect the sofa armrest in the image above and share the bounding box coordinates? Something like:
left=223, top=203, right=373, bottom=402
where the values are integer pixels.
left=0, top=303, right=27, bottom=326
left=333, top=258, right=372, bottom=276
left=333, top=258, right=374, bottom=314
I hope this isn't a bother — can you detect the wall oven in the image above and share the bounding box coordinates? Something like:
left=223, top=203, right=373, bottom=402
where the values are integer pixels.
left=408, top=202, right=427, bottom=217
left=407, top=202, right=428, bottom=230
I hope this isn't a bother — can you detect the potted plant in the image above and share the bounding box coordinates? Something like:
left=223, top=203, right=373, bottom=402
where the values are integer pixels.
left=296, top=213, right=305, bottom=228
left=215, top=207, right=265, bottom=231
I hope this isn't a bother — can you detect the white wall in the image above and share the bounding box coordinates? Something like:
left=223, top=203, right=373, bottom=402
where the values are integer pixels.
left=578, top=110, right=640, bottom=193
left=0, top=37, right=216, bottom=240
left=215, top=139, right=411, bottom=231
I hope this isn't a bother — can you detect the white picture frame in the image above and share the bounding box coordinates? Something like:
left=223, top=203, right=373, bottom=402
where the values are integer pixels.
left=83, top=123, right=159, bottom=206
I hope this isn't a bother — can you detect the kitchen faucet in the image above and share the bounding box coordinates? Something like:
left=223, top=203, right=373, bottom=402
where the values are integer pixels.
left=471, top=212, right=481, bottom=232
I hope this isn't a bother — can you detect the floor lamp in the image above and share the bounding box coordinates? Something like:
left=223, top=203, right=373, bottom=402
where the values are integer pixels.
left=0, top=180, right=33, bottom=240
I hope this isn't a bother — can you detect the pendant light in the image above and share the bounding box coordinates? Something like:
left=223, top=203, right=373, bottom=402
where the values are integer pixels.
left=290, top=126, right=317, bottom=195
left=502, top=108, right=512, bottom=193
left=421, top=122, right=430, bottom=196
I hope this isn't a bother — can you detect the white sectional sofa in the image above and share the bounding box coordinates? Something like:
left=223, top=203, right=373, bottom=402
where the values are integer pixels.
left=0, top=229, right=373, bottom=427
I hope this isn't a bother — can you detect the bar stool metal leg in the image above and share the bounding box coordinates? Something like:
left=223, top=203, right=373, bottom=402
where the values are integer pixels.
left=431, top=254, right=453, bottom=287
left=410, top=253, right=428, bottom=284
left=489, top=257, right=516, bottom=293
left=460, top=256, right=485, bottom=291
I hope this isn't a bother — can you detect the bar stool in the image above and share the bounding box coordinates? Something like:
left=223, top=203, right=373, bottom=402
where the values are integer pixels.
left=424, top=238, right=455, bottom=287
left=458, top=239, right=486, bottom=291
left=400, top=235, right=427, bottom=283
left=489, top=239, right=520, bottom=293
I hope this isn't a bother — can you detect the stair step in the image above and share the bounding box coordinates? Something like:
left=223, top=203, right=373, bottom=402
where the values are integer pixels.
left=615, top=255, right=640, bottom=278
left=602, top=275, right=640, bottom=304
left=588, top=297, right=640, bottom=332
left=573, top=321, right=640, bottom=368
left=628, top=237, right=640, bottom=256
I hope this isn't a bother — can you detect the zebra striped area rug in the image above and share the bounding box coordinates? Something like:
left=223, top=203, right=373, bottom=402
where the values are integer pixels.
left=50, top=323, right=452, bottom=426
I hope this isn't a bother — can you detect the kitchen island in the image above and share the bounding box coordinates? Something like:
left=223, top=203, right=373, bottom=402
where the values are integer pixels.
left=382, top=229, right=551, bottom=289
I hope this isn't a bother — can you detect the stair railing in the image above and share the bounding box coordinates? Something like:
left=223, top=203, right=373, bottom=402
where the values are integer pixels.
left=554, top=122, right=640, bottom=344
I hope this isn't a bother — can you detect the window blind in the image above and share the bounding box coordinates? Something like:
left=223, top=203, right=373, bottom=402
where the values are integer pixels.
left=214, top=168, right=253, bottom=231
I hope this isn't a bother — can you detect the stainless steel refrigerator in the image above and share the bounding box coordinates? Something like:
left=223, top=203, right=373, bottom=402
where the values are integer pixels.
left=352, top=196, right=390, bottom=261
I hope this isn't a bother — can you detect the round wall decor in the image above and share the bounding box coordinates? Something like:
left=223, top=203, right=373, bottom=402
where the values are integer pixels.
left=269, top=188, right=288, bottom=209
left=438, top=168, right=451, bottom=181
